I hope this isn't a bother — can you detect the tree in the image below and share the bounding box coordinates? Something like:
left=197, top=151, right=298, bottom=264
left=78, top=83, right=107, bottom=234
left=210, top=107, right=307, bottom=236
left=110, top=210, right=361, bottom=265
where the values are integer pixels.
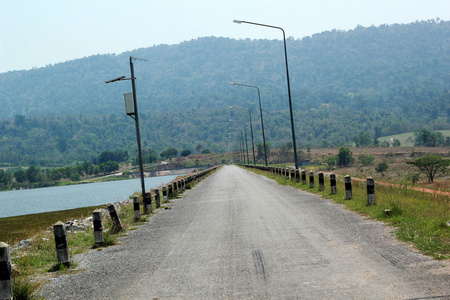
left=256, top=143, right=271, bottom=160
left=201, top=149, right=211, bottom=154
left=373, top=138, right=379, bottom=147
left=181, top=149, right=192, bottom=157
left=353, top=132, right=372, bottom=147
left=14, top=169, right=27, bottom=183
left=414, top=129, right=444, bottom=147
left=406, top=155, right=450, bottom=183
left=324, top=156, right=337, bottom=170
left=375, top=162, right=389, bottom=175
left=26, top=165, right=41, bottom=183
left=142, top=148, right=158, bottom=164
left=392, top=139, right=401, bottom=147
left=160, top=148, right=178, bottom=160
left=99, top=161, right=120, bottom=173
left=196, top=144, right=203, bottom=154
left=336, top=147, right=354, bottom=167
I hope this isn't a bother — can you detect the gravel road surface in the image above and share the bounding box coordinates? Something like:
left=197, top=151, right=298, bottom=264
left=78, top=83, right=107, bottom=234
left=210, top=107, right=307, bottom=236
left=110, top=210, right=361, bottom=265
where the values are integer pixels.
left=41, top=165, right=450, bottom=299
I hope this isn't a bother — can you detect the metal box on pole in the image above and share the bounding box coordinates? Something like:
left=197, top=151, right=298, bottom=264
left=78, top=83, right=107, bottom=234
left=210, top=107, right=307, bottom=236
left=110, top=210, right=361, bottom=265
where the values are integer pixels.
left=124, top=93, right=135, bottom=116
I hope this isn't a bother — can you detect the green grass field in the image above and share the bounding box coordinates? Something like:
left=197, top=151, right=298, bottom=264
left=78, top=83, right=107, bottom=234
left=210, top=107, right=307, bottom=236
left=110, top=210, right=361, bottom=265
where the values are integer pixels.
left=378, top=130, right=450, bottom=147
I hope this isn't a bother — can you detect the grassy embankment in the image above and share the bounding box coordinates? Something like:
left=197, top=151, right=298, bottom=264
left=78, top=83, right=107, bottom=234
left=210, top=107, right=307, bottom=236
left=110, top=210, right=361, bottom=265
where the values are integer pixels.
left=247, top=166, right=450, bottom=260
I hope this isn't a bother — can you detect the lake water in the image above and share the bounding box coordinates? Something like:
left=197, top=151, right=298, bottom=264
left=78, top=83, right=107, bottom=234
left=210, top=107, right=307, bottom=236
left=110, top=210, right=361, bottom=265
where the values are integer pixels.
left=0, top=175, right=179, bottom=218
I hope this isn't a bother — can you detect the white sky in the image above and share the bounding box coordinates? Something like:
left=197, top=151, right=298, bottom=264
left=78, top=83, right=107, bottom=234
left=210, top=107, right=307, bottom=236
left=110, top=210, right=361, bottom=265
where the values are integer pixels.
left=1, top=0, right=449, bottom=73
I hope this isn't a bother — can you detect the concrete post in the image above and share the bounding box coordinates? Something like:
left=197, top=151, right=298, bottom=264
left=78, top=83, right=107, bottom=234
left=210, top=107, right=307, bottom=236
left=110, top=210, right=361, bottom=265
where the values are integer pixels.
left=153, top=189, right=161, bottom=208
left=93, top=209, right=103, bottom=245
left=301, top=170, right=306, bottom=185
left=318, top=172, right=324, bottom=191
left=133, top=195, right=140, bottom=220
left=345, top=175, right=352, bottom=200
left=290, top=169, right=295, bottom=182
left=295, top=168, right=300, bottom=183
left=0, top=242, right=12, bottom=300
left=182, top=178, right=185, bottom=191
left=162, top=186, right=168, bottom=203
left=309, top=171, right=315, bottom=188
left=286, top=168, right=290, bottom=180
left=143, top=192, right=152, bottom=214
left=330, top=173, right=337, bottom=194
left=281, top=168, right=284, bottom=178
left=168, top=183, right=173, bottom=199
left=106, top=203, right=122, bottom=233
left=367, top=177, right=375, bottom=206
left=173, top=181, right=178, bottom=194
left=53, top=221, right=70, bottom=266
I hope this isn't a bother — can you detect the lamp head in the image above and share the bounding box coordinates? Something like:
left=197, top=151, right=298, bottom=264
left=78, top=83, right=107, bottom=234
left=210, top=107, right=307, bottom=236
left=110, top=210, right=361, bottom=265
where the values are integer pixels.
left=105, top=75, right=126, bottom=84
left=229, top=82, right=236, bottom=85
left=233, top=20, right=242, bottom=24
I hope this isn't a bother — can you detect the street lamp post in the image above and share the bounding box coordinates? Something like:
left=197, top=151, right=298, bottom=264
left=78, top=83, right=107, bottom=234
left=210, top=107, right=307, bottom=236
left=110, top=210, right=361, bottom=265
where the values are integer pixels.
left=105, top=56, right=149, bottom=211
left=240, top=131, right=245, bottom=164
left=230, top=82, right=268, bottom=166
left=231, top=106, right=256, bottom=165
left=230, top=119, right=249, bottom=165
left=233, top=20, right=299, bottom=169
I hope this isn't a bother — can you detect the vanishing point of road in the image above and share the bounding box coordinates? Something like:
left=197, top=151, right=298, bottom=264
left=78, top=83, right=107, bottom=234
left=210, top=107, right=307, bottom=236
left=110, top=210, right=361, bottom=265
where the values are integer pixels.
left=42, top=165, right=450, bottom=299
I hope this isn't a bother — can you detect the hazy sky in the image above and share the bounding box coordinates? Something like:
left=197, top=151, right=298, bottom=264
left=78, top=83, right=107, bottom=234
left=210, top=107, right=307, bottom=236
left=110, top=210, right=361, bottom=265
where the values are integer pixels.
left=1, top=0, right=449, bottom=73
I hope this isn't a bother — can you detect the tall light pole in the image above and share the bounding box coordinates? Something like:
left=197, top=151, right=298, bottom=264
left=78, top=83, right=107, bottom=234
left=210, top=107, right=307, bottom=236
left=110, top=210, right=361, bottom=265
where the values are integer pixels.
left=230, top=82, right=268, bottom=166
left=231, top=106, right=256, bottom=165
left=105, top=56, right=149, bottom=209
left=230, top=119, right=249, bottom=165
left=233, top=19, right=298, bottom=169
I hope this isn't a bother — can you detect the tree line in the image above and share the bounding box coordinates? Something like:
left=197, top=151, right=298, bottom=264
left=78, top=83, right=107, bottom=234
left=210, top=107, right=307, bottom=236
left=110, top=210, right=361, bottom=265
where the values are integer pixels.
left=0, top=150, right=128, bottom=191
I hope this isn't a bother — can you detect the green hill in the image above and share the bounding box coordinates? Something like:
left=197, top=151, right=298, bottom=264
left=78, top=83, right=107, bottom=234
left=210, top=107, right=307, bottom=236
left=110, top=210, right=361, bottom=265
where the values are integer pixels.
left=0, top=20, right=449, bottom=165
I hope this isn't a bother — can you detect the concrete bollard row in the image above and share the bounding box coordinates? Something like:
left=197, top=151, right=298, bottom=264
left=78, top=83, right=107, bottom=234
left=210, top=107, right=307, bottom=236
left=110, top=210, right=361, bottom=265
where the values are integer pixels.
left=0, top=242, right=12, bottom=300
left=242, top=165, right=377, bottom=206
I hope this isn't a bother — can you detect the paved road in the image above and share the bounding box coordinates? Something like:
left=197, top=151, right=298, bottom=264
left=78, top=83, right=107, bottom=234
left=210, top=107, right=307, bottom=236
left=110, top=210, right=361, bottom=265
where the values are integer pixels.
left=42, top=165, right=450, bottom=299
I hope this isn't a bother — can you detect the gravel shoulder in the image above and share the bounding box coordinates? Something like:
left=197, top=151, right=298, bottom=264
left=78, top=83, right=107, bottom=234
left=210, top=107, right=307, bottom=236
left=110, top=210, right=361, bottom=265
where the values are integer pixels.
left=41, top=165, right=450, bottom=299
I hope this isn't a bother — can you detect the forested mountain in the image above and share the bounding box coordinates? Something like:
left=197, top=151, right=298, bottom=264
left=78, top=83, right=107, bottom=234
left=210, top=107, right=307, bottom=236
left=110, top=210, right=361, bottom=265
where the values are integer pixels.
left=0, top=19, right=449, bottom=166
